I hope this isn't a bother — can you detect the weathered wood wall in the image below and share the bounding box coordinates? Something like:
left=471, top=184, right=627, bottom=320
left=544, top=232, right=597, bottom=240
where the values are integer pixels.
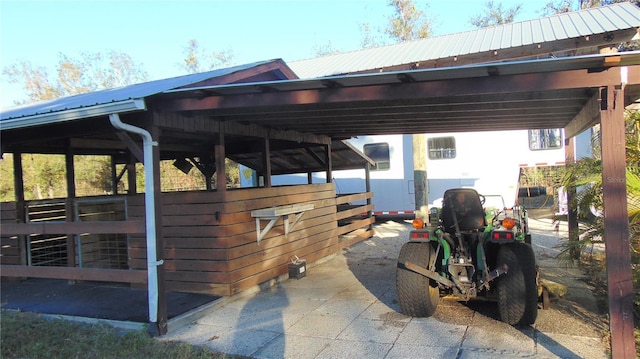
left=128, top=183, right=373, bottom=296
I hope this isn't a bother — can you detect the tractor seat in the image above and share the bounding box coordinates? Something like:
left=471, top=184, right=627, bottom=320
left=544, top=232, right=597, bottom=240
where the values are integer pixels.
left=441, top=188, right=486, bottom=233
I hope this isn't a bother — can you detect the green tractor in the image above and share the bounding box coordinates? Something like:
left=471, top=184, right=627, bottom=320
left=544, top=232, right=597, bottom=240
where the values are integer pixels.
left=396, top=187, right=539, bottom=326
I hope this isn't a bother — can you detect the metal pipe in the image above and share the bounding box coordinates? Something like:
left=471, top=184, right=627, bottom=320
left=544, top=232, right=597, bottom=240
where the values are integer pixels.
left=108, top=113, right=161, bottom=326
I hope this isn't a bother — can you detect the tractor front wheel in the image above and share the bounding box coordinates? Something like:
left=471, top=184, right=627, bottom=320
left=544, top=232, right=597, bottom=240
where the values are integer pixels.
left=396, top=242, right=440, bottom=317
left=496, top=243, right=538, bottom=326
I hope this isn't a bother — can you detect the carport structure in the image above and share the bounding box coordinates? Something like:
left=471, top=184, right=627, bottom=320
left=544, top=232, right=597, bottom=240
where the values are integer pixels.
left=163, top=48, right=640, bottom=343
left=1, top=46, right=640, bottom=359
left=2, top=50, right=639, bottom=356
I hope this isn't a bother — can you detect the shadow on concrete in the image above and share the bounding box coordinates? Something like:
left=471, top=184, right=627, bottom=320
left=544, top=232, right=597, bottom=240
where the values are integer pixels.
left=1, top=278, right=218, bottom=323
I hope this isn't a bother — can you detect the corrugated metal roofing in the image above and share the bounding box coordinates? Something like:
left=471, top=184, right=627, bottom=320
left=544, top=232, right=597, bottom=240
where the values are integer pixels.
left=288, top=2, right=640, bottom=78
left=0, top=60, right=280, bottom=122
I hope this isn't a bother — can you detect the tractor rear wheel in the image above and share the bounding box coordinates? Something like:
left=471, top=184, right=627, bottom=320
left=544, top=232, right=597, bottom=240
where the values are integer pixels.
left=496, top=243, right=538, bottom=325
left=396, top=242, right=440, bottom=317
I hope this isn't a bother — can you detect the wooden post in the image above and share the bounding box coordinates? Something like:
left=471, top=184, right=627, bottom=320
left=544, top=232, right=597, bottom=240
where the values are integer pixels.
left=412, top=134, right=428, bottom=217
left=65, top=145, right=77, bottom=268
left=564, top=136, right=580, bottom=260
left=263, top=137, right=272, bottom=188
left=111, top=155, right=118, bottom=195
left=365, top=163, right=373, bottom=230
left=127, top=153, right=137, bottom=194
left=325, top=143, right=332, bottom=183
left=600, top=85, right=635, bottom=358
left=12, top=152, right=27, bottom=265
left=215, top=130, right=226, bottom=192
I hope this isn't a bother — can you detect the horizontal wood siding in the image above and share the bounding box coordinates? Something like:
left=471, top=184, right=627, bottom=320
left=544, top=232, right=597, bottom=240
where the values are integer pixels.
left=128, top=183, right=346, bottom=296
left=1, top=202, right=22, bottom=265
left=2, top=187, right=374, bottom=296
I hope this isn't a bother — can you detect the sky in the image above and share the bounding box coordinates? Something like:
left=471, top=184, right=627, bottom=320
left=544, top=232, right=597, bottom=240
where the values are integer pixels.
left=0, top=0, right=543, bottom=108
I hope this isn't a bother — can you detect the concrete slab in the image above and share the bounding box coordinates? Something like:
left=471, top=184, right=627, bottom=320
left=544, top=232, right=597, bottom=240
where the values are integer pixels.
left=160, top=219, right=610, bottom=358
left=314, top=339, right=392, bottom=359
left=286, top=312, right=355, bottom=339
left=337, top=317, right=405, bottom=343
left=252, top=333, right=331, bottom=359
left=536, top=332, right=608, bottom=359
left=395, top=318, right=467, bottom=347
left=3, top=219, right=611, bottom=358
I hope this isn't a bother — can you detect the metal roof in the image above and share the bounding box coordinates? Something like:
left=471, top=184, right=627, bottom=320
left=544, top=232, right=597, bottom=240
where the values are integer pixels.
left=1, top=52, right=638, bottom=175
left=288, top=2, right=640, bottom=78
left=157, top=51, right=640, bottom=138
left=0, top=59, right=374, bottom=174
left=0, top=59, right=290, bottom=128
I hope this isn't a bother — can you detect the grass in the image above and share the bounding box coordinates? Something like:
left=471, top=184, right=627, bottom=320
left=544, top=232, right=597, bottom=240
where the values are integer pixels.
left=0, top=310, right=244, bottom=359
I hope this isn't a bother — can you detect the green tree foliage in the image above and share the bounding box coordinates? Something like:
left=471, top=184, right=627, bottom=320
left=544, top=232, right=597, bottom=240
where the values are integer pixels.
left=560, top=112, right=640, bottom=253
left=74, top=155, right=114, bottom=196
left=540, top=0, right=631, bottom=16
left=385, top=0, right=433, bottom=42
left=540, top=0, right=575, bottom=14
left=3, top=51, right=148, bottom=105
left=359, top=22, right=380, bottom=49
left=538, top=1, right=640, bottom=56
left=179, top=39, right=235, bottom=74
left=0, top=154, right=67, bottom=201
left=1, top=51, right=148, bottom=201
left=358, top=0, right=434, bottom=48
left=559, top=110, right=640, bottom=323
left=469, top=1, right=522, bottom=28
left=0, top=154, right=121, bottom=201
left=312, top=40, right=342, bottom=57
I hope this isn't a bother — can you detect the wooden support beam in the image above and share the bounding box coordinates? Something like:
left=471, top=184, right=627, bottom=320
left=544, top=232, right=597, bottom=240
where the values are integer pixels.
left=325, top=143, right=332, bottom=183
left=304, top=147, right=325, bottom=167
left=263, top=137, right=272, bottom=188
left=163, top=67, right=633, bottom=111
left=600, top=85, right=635, bottom=358
left=215, top=129, right=226, bottom=192
left=412, top=134, right=428, bottom=212
left=564, top=136, right=579, bottom=260
left=12, top=152, right=27, bottom=266
left=127, top=152, right=137, bottom=194
left=156, top=113, right=331, bottom=145
left=115, top=131, right=144, bottom=162
left=365, top=163, right=373, bottom=230
left=111, top=155, right=119, bottom=194
left=64, top=145, right=77, bottom=268
left=565, top=91, right=599, bottom=139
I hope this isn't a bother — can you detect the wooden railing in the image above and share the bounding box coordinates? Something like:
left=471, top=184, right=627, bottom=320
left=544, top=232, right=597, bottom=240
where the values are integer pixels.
left=335, top=192, right=374, bottom=245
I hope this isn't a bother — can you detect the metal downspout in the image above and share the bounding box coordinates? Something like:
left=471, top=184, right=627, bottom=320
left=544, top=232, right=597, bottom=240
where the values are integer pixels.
left=108, top=113, right=162, bottom=330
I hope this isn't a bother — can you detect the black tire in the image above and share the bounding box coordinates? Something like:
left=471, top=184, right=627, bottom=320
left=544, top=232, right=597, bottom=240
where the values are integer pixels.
left=396, top=242, right=440, bottom=317
left=496, top=243, right=538, bottom=326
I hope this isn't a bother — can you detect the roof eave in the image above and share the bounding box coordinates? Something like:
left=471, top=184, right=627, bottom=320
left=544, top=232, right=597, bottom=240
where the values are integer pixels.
left=0, top=99, right=147, bottom=130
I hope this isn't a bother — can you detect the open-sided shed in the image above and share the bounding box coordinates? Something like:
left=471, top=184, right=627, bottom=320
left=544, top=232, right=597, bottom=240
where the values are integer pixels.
left=0, top=58, right=377, bottom=334
left=1, top=3, right=639, bottom=356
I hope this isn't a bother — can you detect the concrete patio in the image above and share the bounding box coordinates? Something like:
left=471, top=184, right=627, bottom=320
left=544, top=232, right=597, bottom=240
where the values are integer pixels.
left=159, top=219, right=609, bottom=359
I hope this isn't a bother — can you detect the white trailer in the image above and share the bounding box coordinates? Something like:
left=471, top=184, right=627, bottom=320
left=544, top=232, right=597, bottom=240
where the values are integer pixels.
left=240, top=129, right=591, bottom=216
